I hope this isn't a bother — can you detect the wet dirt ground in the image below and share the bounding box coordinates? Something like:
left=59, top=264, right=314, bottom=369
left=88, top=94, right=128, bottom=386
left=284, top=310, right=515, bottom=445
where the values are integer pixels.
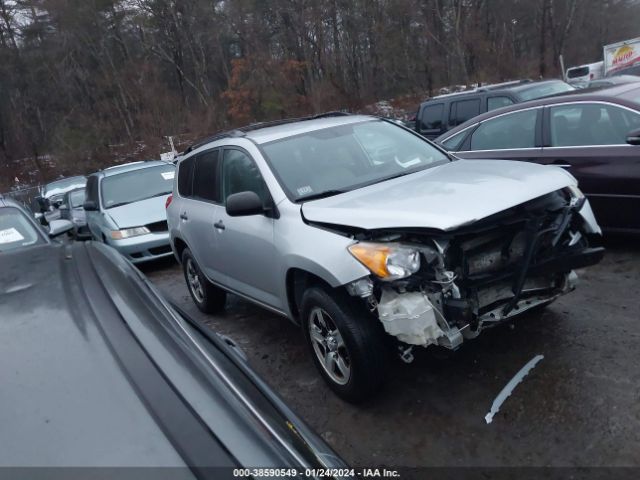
left=141, top=238, right=640, bottom=470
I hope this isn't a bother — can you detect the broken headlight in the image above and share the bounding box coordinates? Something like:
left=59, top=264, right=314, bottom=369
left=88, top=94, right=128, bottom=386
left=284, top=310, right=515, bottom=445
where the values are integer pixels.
left=348, top=242, right=420, bottom=281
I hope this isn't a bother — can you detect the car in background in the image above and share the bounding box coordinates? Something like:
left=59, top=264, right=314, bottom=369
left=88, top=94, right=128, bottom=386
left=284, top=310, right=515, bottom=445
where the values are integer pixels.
left=0, top=195, right=73, bottom=252
left=0, top=238, right=348, bottom=472
left=565, top=61, right=604, bottom=88
left=84, top=160, right=175, bottom=263
left=36, top=175, right=87, bottom=222
left=58, top=187, right=90, bottom=240
left=436, top=82, right=640, bottom=233
left=168, top=113, right=603, bottom=402
left=588, top=74, right=640, bottom=89
left=413, top=79, right=575, bottom=139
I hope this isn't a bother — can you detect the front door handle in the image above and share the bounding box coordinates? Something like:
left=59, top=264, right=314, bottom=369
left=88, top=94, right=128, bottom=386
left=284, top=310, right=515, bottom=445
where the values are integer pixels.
left=214, top=220, right=225, bottom=230
left=180, top=212, right=188, bottom=220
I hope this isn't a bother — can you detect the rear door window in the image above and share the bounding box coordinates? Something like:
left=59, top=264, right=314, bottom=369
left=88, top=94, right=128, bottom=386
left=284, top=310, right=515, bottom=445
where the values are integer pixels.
left=419, top=104, right=444, bottom=131
left=470, top=109, right=538, bottom=150
left=450, top=99, right=481, bottom=127
left=192, top=149, right=221, bottom=203
left=549, top=103, right=640, bottom=146
left=178, top=156, right=195, bottom=197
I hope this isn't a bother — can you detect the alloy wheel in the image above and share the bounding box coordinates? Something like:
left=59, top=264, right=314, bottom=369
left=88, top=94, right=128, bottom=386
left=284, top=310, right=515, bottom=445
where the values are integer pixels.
left=186, top=258, right=205, bottom=304
left=308, top=307, right=351, bottom=385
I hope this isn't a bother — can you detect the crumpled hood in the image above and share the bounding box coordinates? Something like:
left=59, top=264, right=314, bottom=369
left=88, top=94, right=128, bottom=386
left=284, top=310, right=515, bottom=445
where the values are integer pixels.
left=301, top=159, right=576, bottom=232
left=105, top=195, right=169, bottom=229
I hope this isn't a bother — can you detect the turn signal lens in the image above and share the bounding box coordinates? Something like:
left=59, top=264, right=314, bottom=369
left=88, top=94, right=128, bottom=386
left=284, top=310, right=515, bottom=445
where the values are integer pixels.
left=348, top=242, right=420, bottom=281
left=165, top=194, right=173, bottom=209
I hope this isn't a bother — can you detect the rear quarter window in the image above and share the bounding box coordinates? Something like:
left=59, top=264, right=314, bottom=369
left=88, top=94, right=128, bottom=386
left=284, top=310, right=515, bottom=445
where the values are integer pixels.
left=450, top=98, right=481, bottom=127
left=178, top=156, right=195, bottom=197
left=419, top=104, right=444, bottom=130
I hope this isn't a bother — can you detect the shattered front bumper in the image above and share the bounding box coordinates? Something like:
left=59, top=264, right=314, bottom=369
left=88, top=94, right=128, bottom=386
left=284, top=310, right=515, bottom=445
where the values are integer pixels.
left=346, top=192, right=604, bottom=353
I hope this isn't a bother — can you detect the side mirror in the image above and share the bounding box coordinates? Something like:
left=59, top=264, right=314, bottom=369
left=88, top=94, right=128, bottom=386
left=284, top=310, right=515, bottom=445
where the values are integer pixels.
left=59, top=203, right=69, bottom=211
left=626, top=128, right=640, bottom=145
left=225, top=191, right=264, bottom=217
left=83, top=200, right=98, bottom=211
left=48, top=219, right=73, bottom=238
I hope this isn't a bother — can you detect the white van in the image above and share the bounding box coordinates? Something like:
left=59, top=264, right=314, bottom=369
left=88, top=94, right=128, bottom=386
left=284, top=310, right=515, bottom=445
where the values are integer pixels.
left=565, top=61, right=604, bottom=87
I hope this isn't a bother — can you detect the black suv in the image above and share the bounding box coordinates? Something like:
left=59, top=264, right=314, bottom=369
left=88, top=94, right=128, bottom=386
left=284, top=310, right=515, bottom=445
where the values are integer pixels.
left=414, top=79, right=574, bottom=139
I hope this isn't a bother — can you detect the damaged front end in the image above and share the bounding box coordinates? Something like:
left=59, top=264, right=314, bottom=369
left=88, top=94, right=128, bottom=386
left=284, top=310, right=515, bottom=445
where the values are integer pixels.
left=344, top=187, right=604, bottom=359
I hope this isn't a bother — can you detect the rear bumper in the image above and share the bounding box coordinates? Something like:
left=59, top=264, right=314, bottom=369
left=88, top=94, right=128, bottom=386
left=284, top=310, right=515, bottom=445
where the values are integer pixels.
left=109, top=232, right=173, bottom=264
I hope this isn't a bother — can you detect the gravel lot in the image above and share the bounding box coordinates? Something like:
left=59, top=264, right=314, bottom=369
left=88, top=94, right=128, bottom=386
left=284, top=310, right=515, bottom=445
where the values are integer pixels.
left=142, top=238, right=640, bottom=470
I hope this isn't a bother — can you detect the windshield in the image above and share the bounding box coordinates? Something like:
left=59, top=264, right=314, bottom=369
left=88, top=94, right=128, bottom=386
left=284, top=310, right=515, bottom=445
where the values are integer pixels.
left=0, top=207, right=45, bottom=252
left=567, top=67, right=590, bottom=78
left=101, top=164, right=175, bottom=209
left=43, top=176, right=86, bottom=198
left=261, top=120, right=449, bottom=201
left=69, top=189, right=85, bottom=208
left=516, top=81, right=575, bottom=101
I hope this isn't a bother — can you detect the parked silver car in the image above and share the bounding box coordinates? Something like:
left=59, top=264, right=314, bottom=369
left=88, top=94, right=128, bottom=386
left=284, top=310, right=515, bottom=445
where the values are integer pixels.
left=167, top=114, right=604, bottom=402
left=85, top=160, right=175, bottom=263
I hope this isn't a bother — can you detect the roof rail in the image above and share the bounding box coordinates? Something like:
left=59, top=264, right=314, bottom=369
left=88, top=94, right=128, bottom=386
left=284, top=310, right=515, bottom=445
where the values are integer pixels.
left=184, top=111, right=352, bottom=153
left=183, top=130, right=246, bottom=154
left=429, top=79, right=533, bottom=100
left=476, top=79, right=532, bottom=91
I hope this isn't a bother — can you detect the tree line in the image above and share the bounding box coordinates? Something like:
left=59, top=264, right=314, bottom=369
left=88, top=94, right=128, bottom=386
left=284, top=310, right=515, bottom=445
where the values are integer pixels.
left=1, top=0, right=639, bottom=187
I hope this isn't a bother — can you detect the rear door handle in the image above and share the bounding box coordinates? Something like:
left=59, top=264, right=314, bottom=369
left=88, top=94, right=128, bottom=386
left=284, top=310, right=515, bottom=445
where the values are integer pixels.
left=180, top=212, right=188, bottom=220
left=214, top=220, right=225, bottom=230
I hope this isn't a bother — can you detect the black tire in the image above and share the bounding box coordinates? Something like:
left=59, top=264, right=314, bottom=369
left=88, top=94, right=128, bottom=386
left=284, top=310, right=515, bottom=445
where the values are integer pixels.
left=182, top=248, right=226, bottom=314
left=301, top=286, right=388, bottom=403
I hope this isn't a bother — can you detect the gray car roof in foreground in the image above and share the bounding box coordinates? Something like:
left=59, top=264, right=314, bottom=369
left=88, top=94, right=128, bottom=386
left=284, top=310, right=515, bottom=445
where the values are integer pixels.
left=243, top=114, right=375, bottom=145
left=0, top=240, right=346, bottom=469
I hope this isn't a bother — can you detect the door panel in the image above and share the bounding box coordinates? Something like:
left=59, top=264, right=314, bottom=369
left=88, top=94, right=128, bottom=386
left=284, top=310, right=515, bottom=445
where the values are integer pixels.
left=183, top=149, right=225, bottom=283
left=216, top=148, right=281, bottom=309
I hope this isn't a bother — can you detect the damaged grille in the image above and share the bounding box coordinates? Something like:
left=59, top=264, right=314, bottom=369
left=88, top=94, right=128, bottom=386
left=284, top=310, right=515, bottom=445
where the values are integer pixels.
left=145, top=220, right=168, bottom=233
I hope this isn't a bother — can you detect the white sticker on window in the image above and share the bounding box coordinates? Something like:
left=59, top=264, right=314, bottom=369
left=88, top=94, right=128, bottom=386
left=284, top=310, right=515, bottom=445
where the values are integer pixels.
left=0, top=227, right=25, bottom=244
left=161, top=171, right=175, bottom=180
left=297, top=186, right=313, bottom=196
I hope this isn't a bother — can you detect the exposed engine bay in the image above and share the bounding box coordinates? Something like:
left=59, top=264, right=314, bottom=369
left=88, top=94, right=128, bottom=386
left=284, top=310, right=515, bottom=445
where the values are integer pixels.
left=340, top=187, right=605, bottom=359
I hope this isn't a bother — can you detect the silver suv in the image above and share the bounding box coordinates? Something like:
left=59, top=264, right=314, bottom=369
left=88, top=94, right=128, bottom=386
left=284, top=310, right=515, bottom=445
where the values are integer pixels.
left=167, top=114, right=603, bottom=402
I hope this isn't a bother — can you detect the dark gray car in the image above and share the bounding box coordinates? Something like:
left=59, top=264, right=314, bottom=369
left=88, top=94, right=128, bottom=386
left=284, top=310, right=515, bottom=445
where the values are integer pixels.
left=0, top=194, right=73, bottom=249
left=0, top=238, right=348, bottom=475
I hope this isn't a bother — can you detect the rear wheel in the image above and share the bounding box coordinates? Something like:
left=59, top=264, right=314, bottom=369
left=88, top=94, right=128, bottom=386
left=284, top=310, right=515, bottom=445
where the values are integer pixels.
left=301, top=286, right=388, bottom=403
left=182, top=248, right=226, bottom=313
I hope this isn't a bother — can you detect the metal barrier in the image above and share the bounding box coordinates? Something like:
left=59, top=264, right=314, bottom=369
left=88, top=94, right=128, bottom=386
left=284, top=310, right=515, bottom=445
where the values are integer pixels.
left=1, top=185, right=43, bottom=210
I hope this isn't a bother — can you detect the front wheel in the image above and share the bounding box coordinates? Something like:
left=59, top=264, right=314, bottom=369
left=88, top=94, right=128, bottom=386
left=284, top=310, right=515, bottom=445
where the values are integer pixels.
left=182, top=248, right=226, bottom=314
left=301, top=287, right=388, bottom=403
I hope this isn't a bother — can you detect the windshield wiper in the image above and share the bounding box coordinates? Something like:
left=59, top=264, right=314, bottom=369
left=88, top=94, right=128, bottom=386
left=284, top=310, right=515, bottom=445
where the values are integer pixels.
left=296, top=189, right=347, bottom=202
